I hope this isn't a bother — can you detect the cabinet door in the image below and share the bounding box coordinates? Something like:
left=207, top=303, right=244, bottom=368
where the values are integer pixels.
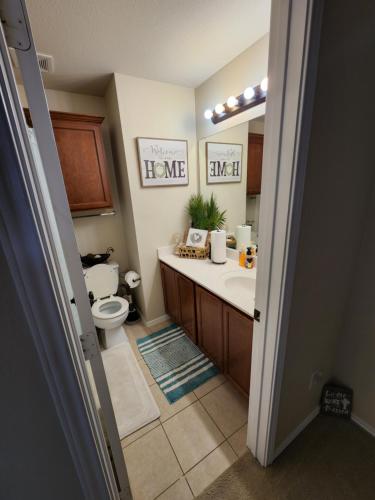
left=247, top=133, right=264, bottom=195
left=223, top=304, right=253, bottom=395
left=176, top=273, right=196, bottom=343
left=196, top=286, right=224, bottom=369
left=51, top=112, right=112, bottom=211
left=160, top=263, right=180, bottom=323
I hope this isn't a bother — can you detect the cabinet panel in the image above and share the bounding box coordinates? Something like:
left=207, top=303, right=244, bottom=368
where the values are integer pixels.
left=224, top=304, right=253, bottom=395
left=160, top=263, right=180, bottom=323
left=24, top=110, right=112, bottom=211
left=247, top=133, right=264, bottom=195
left=176, top=273, right=196, bottom=342
left=196, top=286, right=224, bottom=370
left=52, top=116, right=112, bottom=211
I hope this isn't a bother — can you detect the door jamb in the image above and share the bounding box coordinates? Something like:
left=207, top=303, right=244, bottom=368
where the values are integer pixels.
left=247, top=0, right=323, bottom=466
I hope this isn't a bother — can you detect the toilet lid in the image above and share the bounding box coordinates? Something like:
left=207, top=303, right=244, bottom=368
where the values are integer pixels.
left=84, top=264, right=118, bottom=299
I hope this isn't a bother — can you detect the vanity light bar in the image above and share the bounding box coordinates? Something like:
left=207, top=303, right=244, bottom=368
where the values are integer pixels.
left=204, top=77, right=268, bottom=124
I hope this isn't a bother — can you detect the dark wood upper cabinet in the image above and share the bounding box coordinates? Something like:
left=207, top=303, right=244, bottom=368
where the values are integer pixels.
left=247, top=133, right=264, bottom=195
left=25, top=110, right=112, bottom=212
left=176, top=273, right=197, bottom=343
left=160, top=262, right=180, bottom=324
left=196, top=286, right=224, bottom=370
left=223, top=304, right=253, bottom=396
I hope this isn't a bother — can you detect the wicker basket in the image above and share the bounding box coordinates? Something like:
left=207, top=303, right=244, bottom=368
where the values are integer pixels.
left=175, top=229, right=210, bottom=260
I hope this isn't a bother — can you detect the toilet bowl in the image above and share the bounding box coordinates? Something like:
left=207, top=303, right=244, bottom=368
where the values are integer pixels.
left=84, top=262, right=129, bottom=349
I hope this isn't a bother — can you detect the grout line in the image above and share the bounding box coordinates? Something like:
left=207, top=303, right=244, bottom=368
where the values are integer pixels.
left=160, top=397, right=197, bottom=425
left=193, top=376, right=227, bottom=400
left=160, top=421, right=185, bottom=475
left=226, top=422, right=248, bottom=440
left=160, top=402, right=224, bottom=479
left=185, top=474, right=195, bottom=498
left=197, top=399, right=226, bottom=441
left=121, top=419, right=161, bottom=449
left=225, top=437, right=240, bottom=458
left=153, top=477, right=185, bottom=500
left=122, top=395, right=197, bottom=448
left=182, top=442, right=222, bottom=476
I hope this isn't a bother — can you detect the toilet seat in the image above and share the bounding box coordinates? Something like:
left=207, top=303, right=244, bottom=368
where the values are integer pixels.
left=92, top=296, right=129, bottom=320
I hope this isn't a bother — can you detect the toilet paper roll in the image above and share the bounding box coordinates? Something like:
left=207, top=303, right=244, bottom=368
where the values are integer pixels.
left=235, top=225, right=252, bottom=250
left=210, top=229, right=227, bottom=264
left=124, top=271, right=141, bottom=288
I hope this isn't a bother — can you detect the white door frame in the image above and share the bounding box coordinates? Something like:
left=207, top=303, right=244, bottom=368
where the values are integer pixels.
left=248, top=0, right=323, bottom=466
left=0, top=0, right=131, bottom=497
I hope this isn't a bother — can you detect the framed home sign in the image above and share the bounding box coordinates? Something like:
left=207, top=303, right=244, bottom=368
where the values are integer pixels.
left=206, top=142, right=242, bottom=184
left=137, top=137, right=189, bottom=187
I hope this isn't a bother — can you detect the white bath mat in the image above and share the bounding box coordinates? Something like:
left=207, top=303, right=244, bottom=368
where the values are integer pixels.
left=101, top=335, right=160, bottom=439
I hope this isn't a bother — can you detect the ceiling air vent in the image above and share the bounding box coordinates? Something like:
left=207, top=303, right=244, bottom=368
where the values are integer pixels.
left=37, top=53, right=54, bottom=73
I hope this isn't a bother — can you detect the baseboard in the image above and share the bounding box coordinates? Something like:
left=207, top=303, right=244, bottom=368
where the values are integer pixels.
left=141, top=313, right=171, bottom=328
left=273, top=406, right=320, bottom=461
left=351, top=413, right=375, bottom=438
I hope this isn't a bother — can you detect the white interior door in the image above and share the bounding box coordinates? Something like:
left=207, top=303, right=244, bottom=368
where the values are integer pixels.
left=0, top=1, right=131, bottom=498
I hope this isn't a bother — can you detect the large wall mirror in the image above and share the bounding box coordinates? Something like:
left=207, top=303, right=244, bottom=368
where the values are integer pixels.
left=198, top=110, right=265, bottom=245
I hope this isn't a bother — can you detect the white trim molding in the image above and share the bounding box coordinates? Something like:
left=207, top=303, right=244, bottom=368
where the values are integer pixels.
left=351, top=414, right=375, bottom=438
left=273, top=407, right=320, bottom=461
left=247, top=0, right=324, bottom=467
left=142, top=313, right=171, bottom=328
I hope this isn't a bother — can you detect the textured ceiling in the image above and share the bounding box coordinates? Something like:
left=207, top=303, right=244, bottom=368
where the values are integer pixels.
left=24, top=0, right=271, bottom=96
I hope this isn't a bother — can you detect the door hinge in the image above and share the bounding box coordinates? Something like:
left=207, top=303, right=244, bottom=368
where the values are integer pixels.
left=0, top=0, right=31, bottom=50
left=254, top=308, right=261, bottom=322
left=79, top=332, right=97, bottom=361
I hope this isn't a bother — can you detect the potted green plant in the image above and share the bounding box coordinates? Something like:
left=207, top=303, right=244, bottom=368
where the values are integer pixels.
left=186, top=193, right=226, bottom=231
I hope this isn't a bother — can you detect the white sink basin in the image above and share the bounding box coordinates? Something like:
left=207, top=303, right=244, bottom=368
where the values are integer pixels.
left=221, top=270, right=256, bottom=294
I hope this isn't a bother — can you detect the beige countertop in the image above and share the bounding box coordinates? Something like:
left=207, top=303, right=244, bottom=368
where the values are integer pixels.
left=158, top=245, right=256, bottom=317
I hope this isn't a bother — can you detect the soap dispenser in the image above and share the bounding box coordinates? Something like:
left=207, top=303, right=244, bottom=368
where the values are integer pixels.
left=239, top=244, right=247, bottom=267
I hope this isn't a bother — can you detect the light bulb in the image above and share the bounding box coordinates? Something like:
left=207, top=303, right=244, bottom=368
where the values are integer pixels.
left=261, top=77, right=268, bottom=92
left=204, top=109, right=213, bottom=120
left=214, top=103, right=225, bottom=114
left=226, top=96, right=238, bottom=108
left=243, top=86, right=255, bottom=100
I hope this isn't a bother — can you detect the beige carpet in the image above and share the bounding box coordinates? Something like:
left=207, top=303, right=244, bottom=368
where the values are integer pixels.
left=198, top=416, right=375, bottom=500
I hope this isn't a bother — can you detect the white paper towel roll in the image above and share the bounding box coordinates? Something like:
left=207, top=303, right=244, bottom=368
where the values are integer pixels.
left=235, top=225, right=252, bottom=250
left=210, top=229, right=227, bottom=264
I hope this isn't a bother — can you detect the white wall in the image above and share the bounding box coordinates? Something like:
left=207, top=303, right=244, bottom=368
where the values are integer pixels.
left=17, top=85, right=129, bottom=270
left=333, top=180, right=375, bottom=430
left=195, top=34, right=269, bottom=140
left=199, top=122, right=248, bottom=233
left=105, top=74, right=197, bottom=322
left=275, top=0, right=375, bottom=446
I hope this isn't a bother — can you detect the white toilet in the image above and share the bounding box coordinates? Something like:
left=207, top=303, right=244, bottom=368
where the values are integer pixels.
left=83, top=262, right=129, bottom=348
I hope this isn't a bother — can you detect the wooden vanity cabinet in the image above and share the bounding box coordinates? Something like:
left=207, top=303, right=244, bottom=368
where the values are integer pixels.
left=223, top=304, right=253, bottom=395
left=196, top=286, right=224, bottom=370
left=247, top=133, right=264, bottom=195
left=25, top=110, right=113, bottom=212
left=159, top=262, right=253, bottom=395
left=176, top=273, right=197, bottom=343
left=160, top=262, right=180, bottom=323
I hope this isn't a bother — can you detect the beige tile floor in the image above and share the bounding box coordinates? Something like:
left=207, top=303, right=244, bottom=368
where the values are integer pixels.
left=121, top=321, right=250, bottom=499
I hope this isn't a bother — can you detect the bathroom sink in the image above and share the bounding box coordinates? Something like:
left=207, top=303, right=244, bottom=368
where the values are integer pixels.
left=221, top=271, right=256, bottom=294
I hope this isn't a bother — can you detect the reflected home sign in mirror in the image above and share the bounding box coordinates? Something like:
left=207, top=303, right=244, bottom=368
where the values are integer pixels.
left=206, top=142, right=242, bottom=184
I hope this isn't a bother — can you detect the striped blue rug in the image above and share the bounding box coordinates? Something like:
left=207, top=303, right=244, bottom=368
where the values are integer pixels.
left=136, top=324, right=220, bottom=403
